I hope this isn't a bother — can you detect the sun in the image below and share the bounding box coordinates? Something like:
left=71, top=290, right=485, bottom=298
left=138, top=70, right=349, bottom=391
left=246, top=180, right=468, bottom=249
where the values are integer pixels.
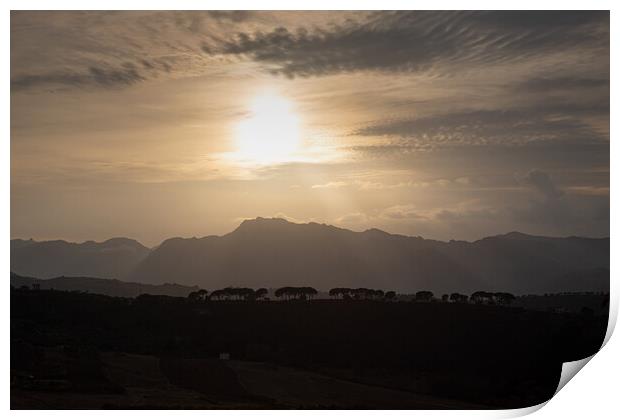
left=234, top=92, right=301, bottom=164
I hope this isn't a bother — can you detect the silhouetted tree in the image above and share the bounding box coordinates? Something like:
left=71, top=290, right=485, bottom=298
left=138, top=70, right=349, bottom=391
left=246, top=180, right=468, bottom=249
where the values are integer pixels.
left=471, top=291, right=494, bottom=304
left=303, top=287, right=318, bottom=300
left=450, top=293, right=468, bottom=303
left=238, top=287, right=255, bottom=300
left=493, top=292, right=516, bottom=305
left=442, top=294, right=449, bottom=302
left=210, top=289, right=225, bottom=300
left=223, top=287, right=237, bottom=300
left=212, top=288, right=238, bottom=300
left=254, top=288, right=268, bottom=300
left=349, top=288, right=385, bottom=300
left=188, top=289, right=209, bottom=302
left=351, top=288, right=365, bottom=300
left=384, top=291, right=396, bottom=301
left=415, top=290, right=434, bottom=302
left=329, top=288, right=346, bottom=299
left=331, top=287, right=389, bottom=300
left=209, top=287, right=264, bottom=301
left=275, top=287, right=294, bottom=300
left=276, top=286, right=317, bottom=300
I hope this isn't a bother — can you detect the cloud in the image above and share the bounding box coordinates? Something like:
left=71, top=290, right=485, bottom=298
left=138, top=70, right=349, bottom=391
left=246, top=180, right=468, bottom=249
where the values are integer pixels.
left=379, top=204, right=428, bottom=221
left=11, top=63, right=147, bottom=91
left=11, top=60, right=153, bottom=90
left=351, top=107, right=608, bottom=156
left=333, top=201, right=508, bottom=241
left=511, top=169, right=595, bottom=230
left=10, top=11, right=234, bottom=91
left=11, top=11, right=609, bottom=93
left=519, top=169, right=564, bottom=200
left=211, top=11, right=608, bottom=78
left=311, top=181, right=348, bottom=189
left=308, top=177, right=471, bottom=191
left=433, top=207, right=499, bottom=223
left=515, top=77, right=609, bottom=93
left=335, top=212, right=371, bottom=225
left=467, top=10, right=608, bottom=28
left=566, top=186, right=609, bottom=196
left=207, top=11, right=254, bottom=23
left=338, top=201, right=497, bottom=226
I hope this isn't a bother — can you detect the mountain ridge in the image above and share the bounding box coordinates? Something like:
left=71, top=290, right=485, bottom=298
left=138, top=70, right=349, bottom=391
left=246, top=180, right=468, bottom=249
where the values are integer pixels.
left=11, top=218, right=610, bottom=249
left=129, top=218, right=609, bottom=294
left=10, top=236, right=150, bottom=280
left=10, top=272, right=198, bottom=298
left=12, top=217, right=609, bottom=294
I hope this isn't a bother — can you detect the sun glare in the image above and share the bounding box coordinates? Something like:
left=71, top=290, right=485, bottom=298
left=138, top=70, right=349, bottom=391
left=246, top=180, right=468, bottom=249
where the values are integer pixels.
left=234, top=92, right=302, bottom=164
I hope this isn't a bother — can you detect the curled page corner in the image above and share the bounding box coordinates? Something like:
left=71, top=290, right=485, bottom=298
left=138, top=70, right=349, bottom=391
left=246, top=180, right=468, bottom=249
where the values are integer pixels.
left=503, top=303, right=615, bottom=418
left=500, top=355, right=597, bottom=418
left=547, top=298, right=615, bottom=402
left=498, top=401, right=547, bottom=418
left=551, top=296, right=615, bottom=399
left=601, top=293, right=617, bottom=348
left=554, top=355, right=595, bottom=396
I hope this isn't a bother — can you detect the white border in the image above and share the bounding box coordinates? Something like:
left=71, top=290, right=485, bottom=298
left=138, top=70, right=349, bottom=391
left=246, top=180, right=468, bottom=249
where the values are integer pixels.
left=3, top=1, right=616, bottom=418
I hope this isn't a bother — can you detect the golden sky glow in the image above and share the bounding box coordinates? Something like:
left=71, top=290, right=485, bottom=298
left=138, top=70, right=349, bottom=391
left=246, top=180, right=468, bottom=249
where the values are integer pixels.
left=10, top=11, right=610, bottom=246
left=232, top=92, right=302, bottom=164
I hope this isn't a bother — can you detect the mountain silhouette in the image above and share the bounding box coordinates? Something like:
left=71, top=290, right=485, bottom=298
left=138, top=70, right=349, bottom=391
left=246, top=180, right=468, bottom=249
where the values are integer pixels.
left=11, top=218, right=608, bottom=294
left=127, top=218, right=608, bottom=294
left=10, top=272, right=197, bottom=298
left=10, top=237, right=149, bottom=280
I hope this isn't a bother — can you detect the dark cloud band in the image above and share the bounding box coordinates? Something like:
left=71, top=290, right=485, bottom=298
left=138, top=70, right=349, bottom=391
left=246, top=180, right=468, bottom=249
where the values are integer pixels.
left=210, top=11, right=609, bottom=78
left=11, top=64, right=145, bottom=91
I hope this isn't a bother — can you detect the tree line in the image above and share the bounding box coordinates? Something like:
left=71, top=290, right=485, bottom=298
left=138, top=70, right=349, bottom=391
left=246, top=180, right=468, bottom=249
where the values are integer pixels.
left=328, top=288, right=396, bottom=300
left=416, top=290, right=515, bottom=304
left=188, top=287, right=516, bottom=304
left=188, top=287, right=268, bottom=302
left=188, top=286, right=318, bottom=302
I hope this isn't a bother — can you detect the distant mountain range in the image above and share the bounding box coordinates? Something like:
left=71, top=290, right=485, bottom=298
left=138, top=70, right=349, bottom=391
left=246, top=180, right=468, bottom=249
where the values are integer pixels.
left=11, top=218, right=609, bottom=294
left=10, top=272, right=197, bottom=298
left=10, top=237, right=149, bottom=280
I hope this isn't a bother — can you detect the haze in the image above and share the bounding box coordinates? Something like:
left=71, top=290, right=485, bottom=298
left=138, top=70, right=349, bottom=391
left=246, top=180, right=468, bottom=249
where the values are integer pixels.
left=11, top=11, right=609, bottom=246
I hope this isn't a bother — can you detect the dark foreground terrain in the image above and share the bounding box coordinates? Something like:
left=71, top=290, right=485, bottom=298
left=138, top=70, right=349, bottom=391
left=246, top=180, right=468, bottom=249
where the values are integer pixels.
left=11, top=288, right=608, bottom=409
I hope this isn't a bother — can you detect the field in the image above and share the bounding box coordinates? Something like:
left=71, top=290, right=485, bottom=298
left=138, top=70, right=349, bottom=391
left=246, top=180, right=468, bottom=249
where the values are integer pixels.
left=12, top=350, right=493, bottom=409
left=11, top=288, right=608, bottom=409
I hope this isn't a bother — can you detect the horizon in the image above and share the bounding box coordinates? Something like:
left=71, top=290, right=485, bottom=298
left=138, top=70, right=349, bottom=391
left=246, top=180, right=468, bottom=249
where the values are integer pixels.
left=10, top=216, right=611, bottom=248
left=11, top=11, right=610, bottom=246
left=9, top=270, right=610, bottom=297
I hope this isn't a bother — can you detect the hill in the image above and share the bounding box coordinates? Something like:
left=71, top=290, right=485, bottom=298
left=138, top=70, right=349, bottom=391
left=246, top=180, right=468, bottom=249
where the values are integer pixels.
left=10, top=272, right=197, bottom=298
left=11, top=237, right=150, bottom=280
left=129, top=218, right=608, bottom=294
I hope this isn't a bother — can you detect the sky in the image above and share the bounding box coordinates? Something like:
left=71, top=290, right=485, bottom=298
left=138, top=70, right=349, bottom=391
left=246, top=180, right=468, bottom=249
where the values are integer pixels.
left=10, top=11, right=610, bottom=246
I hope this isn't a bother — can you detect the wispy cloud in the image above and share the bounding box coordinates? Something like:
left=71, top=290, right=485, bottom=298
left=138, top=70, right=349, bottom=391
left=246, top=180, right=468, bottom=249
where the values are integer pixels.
left=311, top=181, right=348, bottom=189
left=12, top=64, right=146, bottom=91
left=211, top=11, right=608, bottom=78
left=353, top=108, right=606, bottom=149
